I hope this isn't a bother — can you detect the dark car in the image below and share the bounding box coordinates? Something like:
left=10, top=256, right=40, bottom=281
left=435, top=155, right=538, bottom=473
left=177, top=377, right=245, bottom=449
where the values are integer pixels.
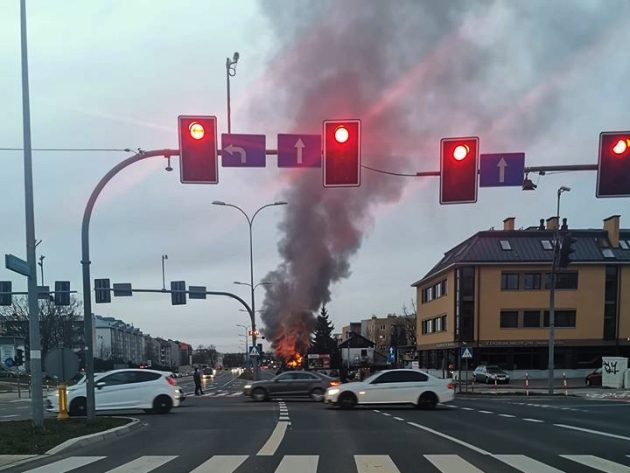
left=585, top=367, right=602, bottom=386
left=243, top=370, right=340, bottom=402
left=472, top=365, right=510, bottom=384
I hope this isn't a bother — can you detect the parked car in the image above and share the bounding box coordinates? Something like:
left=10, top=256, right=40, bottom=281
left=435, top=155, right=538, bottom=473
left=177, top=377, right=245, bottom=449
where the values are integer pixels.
left=244, top=370, right=340, bottom=401
left=585, top=367, right=602, bottom=386
left=45, top=368, right=180, bottom=416
left=325, top=369, right=455, bottom=409
left=472, top=365, right=510, bottom=384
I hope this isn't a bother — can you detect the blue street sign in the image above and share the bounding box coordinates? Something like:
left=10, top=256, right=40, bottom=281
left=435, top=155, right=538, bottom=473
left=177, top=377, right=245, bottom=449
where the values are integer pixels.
left=277, top=134, right=321, bottom=167
left=479, top=153, right=525, bottom=187
left=221, top=134, right=266, bottom=167
left=4, top=358, right=14, bottom=368
left=460, top=347, right=473, bottom=359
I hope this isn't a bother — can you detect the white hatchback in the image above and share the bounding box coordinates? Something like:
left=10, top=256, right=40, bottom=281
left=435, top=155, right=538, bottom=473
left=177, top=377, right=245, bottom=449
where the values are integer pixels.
left=45, top=368, right=180, bottom=416
left=325, top=369, right=455, bottom=409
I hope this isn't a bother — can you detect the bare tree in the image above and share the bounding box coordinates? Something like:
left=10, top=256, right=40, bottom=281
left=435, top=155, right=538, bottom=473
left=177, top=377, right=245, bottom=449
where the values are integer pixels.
left=0, top=296, right=83, bottom=357
left=401, top=300, right=417, bottom=347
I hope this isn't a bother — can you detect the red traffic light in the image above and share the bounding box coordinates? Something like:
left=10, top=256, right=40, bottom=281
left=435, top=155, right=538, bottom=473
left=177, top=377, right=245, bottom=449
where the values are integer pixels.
left=323, top=119, right=361, bottom=187
left=597, top=131, right=630, bottom=198
left=178, top=116, right=218, bottom=184
left=440, top=137, right=479, bottom=205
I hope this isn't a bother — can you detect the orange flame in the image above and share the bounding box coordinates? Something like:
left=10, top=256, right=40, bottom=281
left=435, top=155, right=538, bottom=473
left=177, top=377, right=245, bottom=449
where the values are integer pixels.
left=286, top=353, right=304, bottom=368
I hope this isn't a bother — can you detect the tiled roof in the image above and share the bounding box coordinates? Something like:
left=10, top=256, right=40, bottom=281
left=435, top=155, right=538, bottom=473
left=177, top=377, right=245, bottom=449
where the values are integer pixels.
left=412, top=228, right=630, bottom=287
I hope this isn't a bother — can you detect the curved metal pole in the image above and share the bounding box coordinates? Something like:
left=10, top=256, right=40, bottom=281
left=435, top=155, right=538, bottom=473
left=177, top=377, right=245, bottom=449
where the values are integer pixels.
left=81, top=148, right=177, bottom=420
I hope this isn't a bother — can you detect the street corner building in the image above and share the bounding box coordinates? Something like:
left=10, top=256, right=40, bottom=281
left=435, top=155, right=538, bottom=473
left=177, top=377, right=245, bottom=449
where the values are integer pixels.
left=412, top=215, right=630, bottom=371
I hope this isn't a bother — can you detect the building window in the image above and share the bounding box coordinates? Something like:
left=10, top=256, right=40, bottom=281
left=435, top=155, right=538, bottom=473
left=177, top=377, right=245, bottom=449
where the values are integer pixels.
left=435, top=317, right=442, bottom=332
left=541, top=240, right=553, bottom=250
left=500, top=240, right=512, bottom=251
left=523, top=310, right=541, bottom=327
left=602, top=248, right=615, bottom=259
left=553, top=272, right=578, bottom=290
left=501, top=272, right=519, bottom=290
left=435, top=282, right=442, bottom=298
left=500, top=311, right=519, bottom=328
left=441, top=315, right=447, bottom=331
left=523, top=273, right=541, bottom=290
left=543, top=310, right=576, bottom=328
left=619, top=240, right=629, bottom=250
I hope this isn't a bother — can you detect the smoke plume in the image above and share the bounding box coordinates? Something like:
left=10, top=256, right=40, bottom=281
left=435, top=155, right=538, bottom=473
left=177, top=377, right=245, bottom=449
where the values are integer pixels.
left=256, top=0, right=619, bottom=359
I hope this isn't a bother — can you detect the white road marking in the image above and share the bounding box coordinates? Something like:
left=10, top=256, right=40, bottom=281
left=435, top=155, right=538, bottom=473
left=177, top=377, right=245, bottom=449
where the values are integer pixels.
left=355, top=455, right=401, bottom=473
left=22, top=456, right=106, bottom=473
left=257, top=421, right=289, bottom=456
left=189, top=455, right=248, bottom=473
left=274, top=455, right=318, bottom=473
left=279, top=417, right=290, bottom=421
left=107, top=456, right=177, bottom=472
left=1, top=414, right=18, bottom=418
left=554, top=423, right=630, bottom=442
left=228, top=392, right=241, bottom=397
left=425, top=454, right=485, bottom=472
left=407, top=422, right=490, bottom=456
left=215, top=392, right=227, bottom=397
left=523, top=418, right=544, bottom=423
left=478, top=410, right=493, bottom=414
left=560, top=455, right=630, bottom=473
left=382, top=412, right=392, bottom=416
left=461, top=407, right=474, bottom=411
left=494, top=454, right=565, bottom=472
left=393, top=417, right=404, bottom=421
left=498, top=414, right=516, bottom=418
left=373, top=409, right=381, bottom=413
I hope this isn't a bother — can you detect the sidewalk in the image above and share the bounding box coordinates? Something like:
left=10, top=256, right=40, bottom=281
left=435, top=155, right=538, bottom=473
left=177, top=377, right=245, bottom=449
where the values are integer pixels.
left=456, top=378, right=630, bottom=399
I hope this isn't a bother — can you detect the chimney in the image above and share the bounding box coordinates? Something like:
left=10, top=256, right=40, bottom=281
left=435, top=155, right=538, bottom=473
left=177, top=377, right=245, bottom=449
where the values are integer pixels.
left=539, top=219, right=545, bottom=230
left=546, top=217, right=559, bottom=231
left=603, top=215, right=621, bottom=248
left=503, top=217, right=515, bottom=231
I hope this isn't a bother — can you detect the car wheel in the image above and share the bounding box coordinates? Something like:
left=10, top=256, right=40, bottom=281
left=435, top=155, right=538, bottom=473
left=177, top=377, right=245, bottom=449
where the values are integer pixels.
left=338, top=392, right=357, bottom=410
left=252, top=388, right=268, bottom=402
left=310, top=388, right=325, bottom=402
left=417, top=392, right=438, bottom=410
left=69, top=397, right=87, bottom=417
left=153, top=395, right=173, bottom=414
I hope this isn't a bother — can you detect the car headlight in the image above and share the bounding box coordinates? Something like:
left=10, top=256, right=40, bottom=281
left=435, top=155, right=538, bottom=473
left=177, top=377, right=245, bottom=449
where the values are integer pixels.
left=244, top=384, right=252, bottom=389
left=327, top=388, right=340, bottom=395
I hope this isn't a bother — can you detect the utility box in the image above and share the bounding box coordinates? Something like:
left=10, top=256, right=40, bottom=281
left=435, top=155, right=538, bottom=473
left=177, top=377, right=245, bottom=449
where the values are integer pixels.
left=625, top=370, right=630, bottom=389
left=602, top=357, right=628, bottom=388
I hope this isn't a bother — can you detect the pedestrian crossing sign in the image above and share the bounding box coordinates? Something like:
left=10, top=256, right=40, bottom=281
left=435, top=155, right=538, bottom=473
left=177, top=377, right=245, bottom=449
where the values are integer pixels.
left=460, top=347, right=473, bottom=359
left=249, top=346, right=260, bottom=357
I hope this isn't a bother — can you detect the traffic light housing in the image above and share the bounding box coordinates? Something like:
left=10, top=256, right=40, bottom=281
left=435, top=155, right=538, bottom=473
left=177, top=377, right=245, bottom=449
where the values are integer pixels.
left=54, top=281, right=71, bottom=306
left=171, top=281, right=187, bottom=305
left=323, top=119, right=361, bottom=187
left=440, top=137, right=479, bottom=204
left=597, top=131, right=630, bottom=198
left=178, top=115, right=218, bottom=184
left=558, top=233, right=577, bottom=269
left=15, top=348, right=24, bottom=366
left=0, top=281, right=11, bottom=306
left=94, top=278, right=111, bottom=304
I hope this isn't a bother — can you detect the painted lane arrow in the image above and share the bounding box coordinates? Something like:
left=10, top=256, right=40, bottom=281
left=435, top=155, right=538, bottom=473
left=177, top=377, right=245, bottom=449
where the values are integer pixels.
left=497, top=157, right=507, bottom=183
left=224, top=144, right=247, bottom=164
left=294, top=138, right=305, bottom=165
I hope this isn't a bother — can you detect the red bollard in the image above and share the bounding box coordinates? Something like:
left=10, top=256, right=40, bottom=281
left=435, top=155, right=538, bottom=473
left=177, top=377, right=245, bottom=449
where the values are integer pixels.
left=525, top=372, right=529, bottom=397
left=563, top=372, right=568, bottom=396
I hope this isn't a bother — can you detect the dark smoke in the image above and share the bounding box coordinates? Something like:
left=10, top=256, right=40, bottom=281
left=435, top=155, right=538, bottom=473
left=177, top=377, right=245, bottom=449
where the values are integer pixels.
left=256, top=0, right=619, bottom=357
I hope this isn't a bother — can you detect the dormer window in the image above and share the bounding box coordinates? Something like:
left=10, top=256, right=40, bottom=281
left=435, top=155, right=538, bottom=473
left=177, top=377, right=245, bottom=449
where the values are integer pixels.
left=500, top=240, right=512, bottom=251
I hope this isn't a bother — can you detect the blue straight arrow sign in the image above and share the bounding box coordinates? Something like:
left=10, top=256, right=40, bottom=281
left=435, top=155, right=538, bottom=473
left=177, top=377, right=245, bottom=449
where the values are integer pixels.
left=479, top=153, right=525, bottom=187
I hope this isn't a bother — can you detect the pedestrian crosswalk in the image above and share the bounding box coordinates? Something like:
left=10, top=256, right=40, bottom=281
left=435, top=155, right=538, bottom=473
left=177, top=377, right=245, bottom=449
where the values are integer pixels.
left=17, top=453, right=630, bottom=473
left=184, top=391, right=242, bottom=398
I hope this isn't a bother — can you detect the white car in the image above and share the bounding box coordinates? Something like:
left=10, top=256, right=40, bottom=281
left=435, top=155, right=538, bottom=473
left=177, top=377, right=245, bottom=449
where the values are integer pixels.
left=325, top=369, right=455, bottom=409
left=45, top=368, right=180, bottom=416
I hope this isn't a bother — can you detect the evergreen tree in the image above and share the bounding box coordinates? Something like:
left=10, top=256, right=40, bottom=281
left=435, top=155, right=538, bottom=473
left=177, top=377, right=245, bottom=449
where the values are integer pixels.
left=311, top=305, right=335, bottom=355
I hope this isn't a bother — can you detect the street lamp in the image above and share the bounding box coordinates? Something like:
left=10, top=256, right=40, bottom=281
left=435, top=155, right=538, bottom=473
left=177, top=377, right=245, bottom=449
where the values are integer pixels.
left=548, top=186, right=571, bottom=395
left=225, top=51, right=239, bottom=134
left=212, top=200, right=287, bottom=380
left=236, top=324, right=250, bottom=367
left=161, top=254, right=168, bottom=291
left=37, top=255, right=45, bottom=286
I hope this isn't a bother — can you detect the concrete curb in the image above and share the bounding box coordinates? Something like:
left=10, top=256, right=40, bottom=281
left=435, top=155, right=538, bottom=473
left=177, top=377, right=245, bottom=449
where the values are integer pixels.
left=0, top=417, right=142, bottom=472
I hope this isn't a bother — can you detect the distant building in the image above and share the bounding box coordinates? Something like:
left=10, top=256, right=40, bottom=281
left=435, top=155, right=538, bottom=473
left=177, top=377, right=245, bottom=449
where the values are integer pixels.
left=341, top=323, right=361, bottom=341
left=95, top=315, right=144, bottom=365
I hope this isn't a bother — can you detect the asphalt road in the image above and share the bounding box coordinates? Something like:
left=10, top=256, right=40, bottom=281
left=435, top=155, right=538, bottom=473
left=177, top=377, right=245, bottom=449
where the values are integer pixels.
left=5, top=390, right=630, bottom=473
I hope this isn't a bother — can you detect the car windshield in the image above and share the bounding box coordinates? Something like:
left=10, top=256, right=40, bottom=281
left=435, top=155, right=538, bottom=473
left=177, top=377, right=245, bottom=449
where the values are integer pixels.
left=486, top=367, right=504, bottom=373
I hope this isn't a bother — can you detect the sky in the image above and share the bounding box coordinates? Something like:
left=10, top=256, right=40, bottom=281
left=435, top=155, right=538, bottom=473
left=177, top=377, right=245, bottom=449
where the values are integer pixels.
left=1, top=0, right=629, bottom=354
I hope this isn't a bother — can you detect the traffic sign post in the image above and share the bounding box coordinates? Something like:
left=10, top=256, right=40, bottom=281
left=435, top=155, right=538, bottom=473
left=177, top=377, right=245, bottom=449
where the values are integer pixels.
left=277, top=134, right=321, bottom=167
left=460, top=347, right=473, bottom=394
left=479, top=153, right=525, bottom=187
left=221, top=134, right=266, bottom=167
left=249, top=345, right=260, bottom=357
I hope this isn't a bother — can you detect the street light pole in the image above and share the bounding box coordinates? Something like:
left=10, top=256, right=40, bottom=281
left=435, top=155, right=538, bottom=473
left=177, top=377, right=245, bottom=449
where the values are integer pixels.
left=548, top=186, right=571, bottom=395
left=212, top=201, right=287, bottom=380
left=161, top=254, right=168, bottom=291
left=236, top=324, right=249, bottom=367
left=38, top=255, right=45, bottom=286
left=225, top=52, right=239, bottom=134
left=19, top=0, right=44, bottom=428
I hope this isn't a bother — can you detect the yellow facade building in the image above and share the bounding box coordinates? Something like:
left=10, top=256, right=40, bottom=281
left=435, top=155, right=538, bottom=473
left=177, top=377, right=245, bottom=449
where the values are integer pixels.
left=412, top=215, right=630, bottom=370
